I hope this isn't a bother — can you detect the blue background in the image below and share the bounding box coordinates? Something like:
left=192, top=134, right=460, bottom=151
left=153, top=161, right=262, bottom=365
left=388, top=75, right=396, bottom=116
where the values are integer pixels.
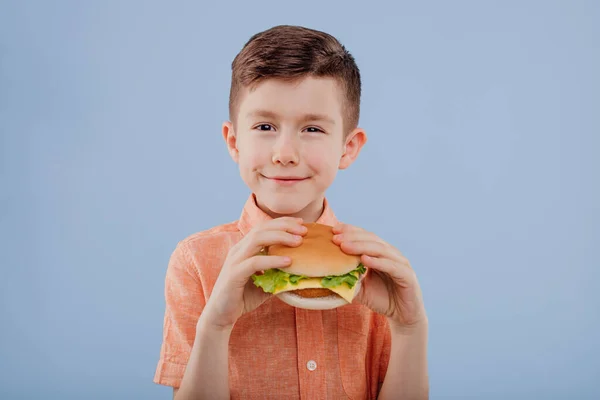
left=1, top=1, right=598, bottom=399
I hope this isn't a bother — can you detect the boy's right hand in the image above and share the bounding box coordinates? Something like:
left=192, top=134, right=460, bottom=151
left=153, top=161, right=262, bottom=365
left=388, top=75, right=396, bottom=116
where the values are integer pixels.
left=200, top=217, right=307, bottom=331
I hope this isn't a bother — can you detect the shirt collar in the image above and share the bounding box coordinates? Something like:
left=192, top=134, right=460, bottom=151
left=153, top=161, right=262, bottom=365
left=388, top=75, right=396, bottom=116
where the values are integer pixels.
left=237, top=193, right=338, bottom=235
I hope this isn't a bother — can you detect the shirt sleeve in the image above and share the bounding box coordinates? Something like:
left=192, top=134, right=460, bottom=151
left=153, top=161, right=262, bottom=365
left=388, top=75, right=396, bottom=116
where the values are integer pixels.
left=153, top=241, right=206, bottom=388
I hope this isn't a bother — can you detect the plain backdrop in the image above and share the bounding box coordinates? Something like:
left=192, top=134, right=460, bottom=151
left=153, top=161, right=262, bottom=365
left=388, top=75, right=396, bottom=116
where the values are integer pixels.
left=1, top=1, right=599, bottom=399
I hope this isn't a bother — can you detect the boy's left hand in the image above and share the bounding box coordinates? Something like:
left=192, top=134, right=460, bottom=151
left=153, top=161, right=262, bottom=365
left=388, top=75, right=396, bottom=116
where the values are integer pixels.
left=332, top=223, right=427, bottom=329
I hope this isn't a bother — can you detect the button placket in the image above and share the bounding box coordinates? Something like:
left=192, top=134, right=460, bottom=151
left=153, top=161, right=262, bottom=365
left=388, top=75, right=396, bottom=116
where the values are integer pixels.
left=295, top=308, right=327, bottom=399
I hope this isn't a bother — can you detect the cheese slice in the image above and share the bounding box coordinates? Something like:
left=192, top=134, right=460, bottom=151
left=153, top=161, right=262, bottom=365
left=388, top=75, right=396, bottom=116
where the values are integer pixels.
left=272, top=276, right=359, bottom=303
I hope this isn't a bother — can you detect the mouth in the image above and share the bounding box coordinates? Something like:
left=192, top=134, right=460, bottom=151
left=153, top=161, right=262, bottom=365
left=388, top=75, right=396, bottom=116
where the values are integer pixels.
left=261, top=174, right=309, bottom=185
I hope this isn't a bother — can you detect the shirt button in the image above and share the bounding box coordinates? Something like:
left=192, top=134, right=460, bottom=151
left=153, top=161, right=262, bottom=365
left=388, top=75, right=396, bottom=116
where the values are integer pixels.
left=306, top=360, right=317, bottom=371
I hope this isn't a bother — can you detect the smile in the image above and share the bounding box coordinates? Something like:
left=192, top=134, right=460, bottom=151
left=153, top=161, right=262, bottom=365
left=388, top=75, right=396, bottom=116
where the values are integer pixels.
left=261, top=175, right=309, bottom=186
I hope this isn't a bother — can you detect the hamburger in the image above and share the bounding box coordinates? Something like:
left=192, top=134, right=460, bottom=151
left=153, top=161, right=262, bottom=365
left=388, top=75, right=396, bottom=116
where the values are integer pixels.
left=251, top=223, right=366, bottom=310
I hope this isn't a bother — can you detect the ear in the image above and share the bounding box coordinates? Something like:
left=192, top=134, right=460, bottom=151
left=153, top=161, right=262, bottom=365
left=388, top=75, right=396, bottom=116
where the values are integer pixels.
left=222, top=121, right=239, bottom=163
left=339, top=127, right=367, bottom=170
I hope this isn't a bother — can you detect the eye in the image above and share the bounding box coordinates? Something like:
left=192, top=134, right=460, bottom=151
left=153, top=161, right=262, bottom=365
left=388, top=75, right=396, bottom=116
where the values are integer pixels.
left=305, top=126, right=325, bottom=133
left=255, top=124, right=274, bottom=131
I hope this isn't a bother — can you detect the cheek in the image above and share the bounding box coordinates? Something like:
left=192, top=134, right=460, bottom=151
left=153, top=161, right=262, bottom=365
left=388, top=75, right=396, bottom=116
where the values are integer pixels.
left=304, top=145, right=342, bottom=174
left=237, top=139, right=266, bottom=167
left=245, top=152, right=267, bottom=168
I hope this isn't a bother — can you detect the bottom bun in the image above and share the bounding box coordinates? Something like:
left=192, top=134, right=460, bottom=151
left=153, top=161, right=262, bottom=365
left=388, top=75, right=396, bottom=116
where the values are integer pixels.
left=275, top=281, right=361, bottom=310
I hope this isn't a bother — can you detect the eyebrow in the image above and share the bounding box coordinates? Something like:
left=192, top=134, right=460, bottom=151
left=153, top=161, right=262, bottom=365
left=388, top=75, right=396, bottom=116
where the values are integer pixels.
left=246, top=110, right=336, bottom=125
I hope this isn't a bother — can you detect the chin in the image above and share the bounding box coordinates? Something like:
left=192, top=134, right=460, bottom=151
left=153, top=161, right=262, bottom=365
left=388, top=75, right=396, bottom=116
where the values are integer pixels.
left=259, top=194, right=313, bottom=216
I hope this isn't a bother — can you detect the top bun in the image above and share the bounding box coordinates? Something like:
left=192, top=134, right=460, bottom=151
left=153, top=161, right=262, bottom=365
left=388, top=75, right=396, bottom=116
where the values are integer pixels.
left=267, top=223, right=361, bottom=277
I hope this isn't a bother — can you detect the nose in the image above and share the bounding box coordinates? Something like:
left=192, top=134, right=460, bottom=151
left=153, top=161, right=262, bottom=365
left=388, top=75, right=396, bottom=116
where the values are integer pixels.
left=272, top=133, right=299, bottom=165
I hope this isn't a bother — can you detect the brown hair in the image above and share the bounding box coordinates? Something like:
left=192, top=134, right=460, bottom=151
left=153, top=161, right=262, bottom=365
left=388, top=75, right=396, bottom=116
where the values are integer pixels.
left=229, top=25, right=361, bottom=132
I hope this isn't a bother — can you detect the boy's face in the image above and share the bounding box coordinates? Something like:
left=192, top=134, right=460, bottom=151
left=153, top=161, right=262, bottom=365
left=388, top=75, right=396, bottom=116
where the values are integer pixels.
left=224, top=76, right=366, bottom=219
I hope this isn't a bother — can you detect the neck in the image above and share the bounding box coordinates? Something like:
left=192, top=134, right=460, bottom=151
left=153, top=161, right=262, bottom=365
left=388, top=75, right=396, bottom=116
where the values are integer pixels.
left=255, top=196, right=325, bottom=223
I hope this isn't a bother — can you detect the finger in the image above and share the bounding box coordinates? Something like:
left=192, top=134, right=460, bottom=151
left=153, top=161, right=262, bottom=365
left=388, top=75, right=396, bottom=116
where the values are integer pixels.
left=236, top=255, right=292, bottom=281
left=262, top=217, right=308, bottom=235
left=361, top=255, right=415, bottom=285
left=339, top=239, right=394, bottom=260
left=332, top=231, right=385, bottom=246
left=229, top=218, right=306, bottom=259
left=334, top=233, right=406, bottom=263
left=237, top=230, right=303, bottom=261
left=332, top=223, right=365, bottom=234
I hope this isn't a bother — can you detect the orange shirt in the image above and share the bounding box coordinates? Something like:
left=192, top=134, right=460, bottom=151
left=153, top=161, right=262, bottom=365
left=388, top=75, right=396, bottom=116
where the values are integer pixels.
left=154, top=195, right=391, bottom=399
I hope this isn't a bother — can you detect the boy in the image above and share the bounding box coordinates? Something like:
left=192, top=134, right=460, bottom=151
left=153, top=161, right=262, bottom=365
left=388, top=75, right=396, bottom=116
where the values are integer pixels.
left=154, top=25, right=429, bottom=399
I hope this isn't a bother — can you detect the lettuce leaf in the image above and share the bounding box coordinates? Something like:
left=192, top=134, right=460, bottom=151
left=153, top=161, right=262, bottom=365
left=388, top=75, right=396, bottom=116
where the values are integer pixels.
left=251, top=269, right=309, bottom=293
left=289, top=273, right=309, bottom=284
left=251, top=263, right=366, bottom=293
left=251, top=269, right=290, bottom=293
left=354, top=264, right=367, bottom=275
left=321, top=273, right=358, bottom=289
left=321, top=264, right=366, bottom=289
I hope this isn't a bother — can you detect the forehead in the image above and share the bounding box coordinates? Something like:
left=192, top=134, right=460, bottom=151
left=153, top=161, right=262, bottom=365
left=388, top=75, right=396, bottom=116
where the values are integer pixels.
left=237, top=76, right=345, bottom=123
